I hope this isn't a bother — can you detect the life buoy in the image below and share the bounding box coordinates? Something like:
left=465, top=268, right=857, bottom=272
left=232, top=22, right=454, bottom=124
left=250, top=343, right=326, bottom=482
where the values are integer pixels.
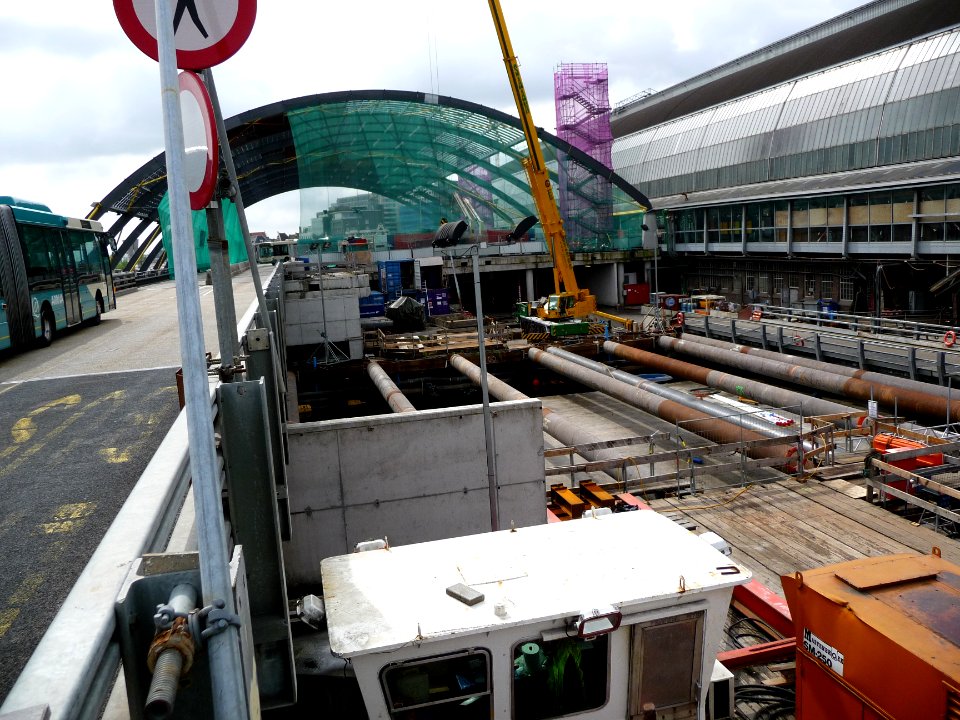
left=674, top=311, right=685, bottom=326
left=793, top=334, right=805, bottom=347
left=945, top=330, right=957, bottom=348
left=783, top=446, right=810, bottom=473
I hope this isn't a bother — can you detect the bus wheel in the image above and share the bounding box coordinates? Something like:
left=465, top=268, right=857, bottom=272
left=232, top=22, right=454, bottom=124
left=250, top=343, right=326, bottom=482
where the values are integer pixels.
left=39, top=308, right=54, bottom=347
left=91, top=295, right=104, bottom=325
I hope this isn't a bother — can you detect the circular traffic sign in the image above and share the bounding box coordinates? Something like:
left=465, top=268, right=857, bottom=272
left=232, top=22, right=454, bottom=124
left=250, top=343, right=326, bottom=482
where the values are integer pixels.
left=114, top=0, right=256, bottom=70
left=179, top=71, right=218, bottom=210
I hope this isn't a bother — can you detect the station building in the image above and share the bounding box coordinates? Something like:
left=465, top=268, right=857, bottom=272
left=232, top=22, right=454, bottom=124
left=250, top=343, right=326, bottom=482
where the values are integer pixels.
left=612, top=0, right=960, bottom=320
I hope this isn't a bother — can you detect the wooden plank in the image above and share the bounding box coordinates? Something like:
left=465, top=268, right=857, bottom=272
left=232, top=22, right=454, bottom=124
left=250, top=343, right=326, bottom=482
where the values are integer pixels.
left=707, top=486, right=865, bottom=570
left=746, top=482, right=909, bottom=559
left=790, top=482, right=960, bottom=565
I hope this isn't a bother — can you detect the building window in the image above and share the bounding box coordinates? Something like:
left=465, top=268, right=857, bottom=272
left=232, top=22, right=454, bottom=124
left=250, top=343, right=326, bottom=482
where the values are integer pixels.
left=513, top=634, right=610, bottom=719
left=759, top=274, right=770, bottom=295
left=821, top=278, right=834, bottom=300
left=773, top=274, right=783, bottom=295
left=381, top=649, right=491, bottom=718
left=840, top=275, right=854, bottom=302
left=805, top=277, right=817, bottom=298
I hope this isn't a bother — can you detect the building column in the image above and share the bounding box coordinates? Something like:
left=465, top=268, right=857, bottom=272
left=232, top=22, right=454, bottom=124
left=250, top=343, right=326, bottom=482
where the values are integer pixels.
left=741, top=204, right=748, bottom=255
left=786, top=199, right=794, bottom=258
left=616, top=262, right=625, bottom=309
left=911, top=188, right=919, bottom=260
left=841, top=196, right=850, bottom=259
left=525, top=268, right=535, bottom=301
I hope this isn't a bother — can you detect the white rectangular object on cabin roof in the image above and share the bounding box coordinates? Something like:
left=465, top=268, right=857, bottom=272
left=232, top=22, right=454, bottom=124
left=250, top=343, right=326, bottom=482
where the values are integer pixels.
left=322, top=509, right=750, bottom=659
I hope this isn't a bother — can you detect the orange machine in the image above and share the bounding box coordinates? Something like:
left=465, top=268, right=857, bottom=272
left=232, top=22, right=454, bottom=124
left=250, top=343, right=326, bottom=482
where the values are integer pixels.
left=782, top=551, right=960, bottom=719
left=872, top=433, right=944, bottom=471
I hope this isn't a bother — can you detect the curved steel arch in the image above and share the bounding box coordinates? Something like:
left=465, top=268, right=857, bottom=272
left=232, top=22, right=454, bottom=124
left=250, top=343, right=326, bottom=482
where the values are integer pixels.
left=94, top=89, right=651, bottom=268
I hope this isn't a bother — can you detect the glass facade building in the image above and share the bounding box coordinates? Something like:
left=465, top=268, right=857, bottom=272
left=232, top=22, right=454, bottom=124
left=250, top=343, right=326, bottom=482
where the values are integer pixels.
left=612, top=26, right=960, bottom=316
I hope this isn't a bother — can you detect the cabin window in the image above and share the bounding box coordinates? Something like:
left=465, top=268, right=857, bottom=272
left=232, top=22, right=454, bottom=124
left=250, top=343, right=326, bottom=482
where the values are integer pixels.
left=512, top=634, right=610, bottom=719
left=380, top=649, right=491, bottom=719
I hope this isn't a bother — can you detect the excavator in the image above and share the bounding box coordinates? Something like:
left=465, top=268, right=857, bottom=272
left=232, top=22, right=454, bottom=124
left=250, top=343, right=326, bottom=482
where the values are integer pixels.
left=488, top=0, right=650, bottom=336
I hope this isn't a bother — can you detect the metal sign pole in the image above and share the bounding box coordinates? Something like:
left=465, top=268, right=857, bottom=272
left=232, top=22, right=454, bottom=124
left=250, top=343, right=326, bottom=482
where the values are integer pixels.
left=154, top=1, right=247, bottom=717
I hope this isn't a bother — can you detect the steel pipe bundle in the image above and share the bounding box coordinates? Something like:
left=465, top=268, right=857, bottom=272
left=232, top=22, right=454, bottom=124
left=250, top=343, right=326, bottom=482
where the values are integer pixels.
left=528, top=347, right=794, bottom=461
left=545, top=346, right=798, bottom=440
left=656, top=335, right=959, bottom=421
left=680, top=333, right=960, bottom=402
left=602, top=341, right=854, bottom=420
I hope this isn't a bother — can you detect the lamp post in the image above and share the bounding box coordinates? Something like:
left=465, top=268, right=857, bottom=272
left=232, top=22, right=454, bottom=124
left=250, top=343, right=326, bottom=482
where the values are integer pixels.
left=434, top=228, right=500, bottom=532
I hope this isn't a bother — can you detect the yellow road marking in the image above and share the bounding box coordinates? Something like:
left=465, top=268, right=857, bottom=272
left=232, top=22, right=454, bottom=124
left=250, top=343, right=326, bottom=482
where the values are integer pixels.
left=37, top=502, right=96, bottom=535
left=0, top=608, right=20, bottom=640
left=100, top=447, right=131, bottom=464
left=0, top=391, right=124, bottom=480
left=7, top=573, right=44, bottom=606
left=2, top=394, right=83, bottom=460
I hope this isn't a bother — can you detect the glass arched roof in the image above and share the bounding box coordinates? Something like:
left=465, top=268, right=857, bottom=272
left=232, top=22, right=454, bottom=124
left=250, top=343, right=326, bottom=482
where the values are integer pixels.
left=96, top=90, right=650, bottom=268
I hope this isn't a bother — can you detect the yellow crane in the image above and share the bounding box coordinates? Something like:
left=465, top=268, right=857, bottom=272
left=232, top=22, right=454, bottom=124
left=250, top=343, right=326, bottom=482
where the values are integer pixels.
left=488, top=0, right=596, bottom=322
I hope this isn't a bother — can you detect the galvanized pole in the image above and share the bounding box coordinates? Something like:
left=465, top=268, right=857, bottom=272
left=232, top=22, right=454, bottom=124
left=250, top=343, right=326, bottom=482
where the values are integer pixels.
left=201, top=68, right=285, bottom=390
left=154, top=2, right=247, bottom=717
left=472, top=248, right=500, bottom=531
left=206, top=202, right=240, bottom=369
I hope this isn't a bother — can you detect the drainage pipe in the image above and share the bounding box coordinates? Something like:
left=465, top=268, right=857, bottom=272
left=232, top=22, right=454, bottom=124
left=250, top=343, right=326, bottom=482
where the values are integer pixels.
left=545, top=346, right=798, bottom=439
left=367, top=360, right=416, bottom=413
left=528, top=348, right=793, bottom=461
left=680, top=333, right=959, bottom=401
left=656, top=335, right=958, bottom=422
left=603, top=341, right=853, bottom=420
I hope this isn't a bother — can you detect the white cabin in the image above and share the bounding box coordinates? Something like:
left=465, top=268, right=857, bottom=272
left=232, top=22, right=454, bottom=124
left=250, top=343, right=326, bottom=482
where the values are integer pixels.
left=322, top=509, right=750, bottom=719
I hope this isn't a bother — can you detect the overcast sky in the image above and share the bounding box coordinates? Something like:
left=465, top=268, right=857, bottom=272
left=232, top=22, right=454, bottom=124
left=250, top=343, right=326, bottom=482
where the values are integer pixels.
left=0, top=0, right=867, bottom=239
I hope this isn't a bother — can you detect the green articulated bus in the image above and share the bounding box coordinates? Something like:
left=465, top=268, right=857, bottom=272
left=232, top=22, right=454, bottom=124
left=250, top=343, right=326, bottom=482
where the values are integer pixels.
left=0, top=197, right=115, bottom=351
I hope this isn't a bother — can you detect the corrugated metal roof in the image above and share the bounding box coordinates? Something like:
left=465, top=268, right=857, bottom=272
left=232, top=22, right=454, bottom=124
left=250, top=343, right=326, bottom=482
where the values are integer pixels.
left=612, top=0, right=960, bottom=137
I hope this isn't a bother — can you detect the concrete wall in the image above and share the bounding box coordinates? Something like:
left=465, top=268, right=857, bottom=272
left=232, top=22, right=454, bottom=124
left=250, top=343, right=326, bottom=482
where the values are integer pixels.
left=283, top=399, right=546, bottom=586
left=284, top=290, right=363, bottom=357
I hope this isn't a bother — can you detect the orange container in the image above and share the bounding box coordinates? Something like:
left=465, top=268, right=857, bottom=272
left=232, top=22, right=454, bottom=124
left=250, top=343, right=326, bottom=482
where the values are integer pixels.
left=782, top=552, right=960, bottom=719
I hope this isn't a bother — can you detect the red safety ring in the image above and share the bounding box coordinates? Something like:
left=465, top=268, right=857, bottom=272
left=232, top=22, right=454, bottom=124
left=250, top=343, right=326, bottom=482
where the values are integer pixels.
left=944, top=330, right=956, bottom=348
left=793, top=334, right=805, bottom=347
left=674, top=311, right=685, bottom=326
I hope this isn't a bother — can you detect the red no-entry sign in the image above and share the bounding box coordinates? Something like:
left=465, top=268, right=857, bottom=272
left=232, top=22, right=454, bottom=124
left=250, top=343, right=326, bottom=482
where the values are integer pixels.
left=114, top=0, right=256, bottom=69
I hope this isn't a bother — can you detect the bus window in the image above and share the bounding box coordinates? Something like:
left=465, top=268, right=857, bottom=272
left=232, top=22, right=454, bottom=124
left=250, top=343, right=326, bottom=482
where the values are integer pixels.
left=19, top=225, right=60, bottom=292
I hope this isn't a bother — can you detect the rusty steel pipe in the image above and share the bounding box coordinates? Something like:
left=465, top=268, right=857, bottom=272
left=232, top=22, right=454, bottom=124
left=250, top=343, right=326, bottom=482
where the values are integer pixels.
left=367, top=360, right=416, bottom=413
left=603, top=341, right=853, bottom=420
left=681, top=333, right=959, bottom=401
left=546, top=346, right=800, bottom=440
left=528, top=348, right=793, bottom=461
left=449, top=353, right=644, bottom=481
left=656, top=335, right=959, bottom=422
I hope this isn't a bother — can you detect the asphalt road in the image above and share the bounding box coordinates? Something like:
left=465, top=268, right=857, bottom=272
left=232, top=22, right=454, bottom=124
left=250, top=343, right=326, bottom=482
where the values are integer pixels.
left=0, top=266, right=273, bottom=704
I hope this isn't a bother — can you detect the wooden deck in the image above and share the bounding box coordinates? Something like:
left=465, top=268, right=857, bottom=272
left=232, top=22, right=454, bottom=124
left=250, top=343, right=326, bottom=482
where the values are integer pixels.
left=647, top=478, right=960, bottom=594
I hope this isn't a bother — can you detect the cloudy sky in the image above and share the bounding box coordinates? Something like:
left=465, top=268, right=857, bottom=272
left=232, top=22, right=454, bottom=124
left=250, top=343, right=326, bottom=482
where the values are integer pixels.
left=0, top=0, right=867, bottom=238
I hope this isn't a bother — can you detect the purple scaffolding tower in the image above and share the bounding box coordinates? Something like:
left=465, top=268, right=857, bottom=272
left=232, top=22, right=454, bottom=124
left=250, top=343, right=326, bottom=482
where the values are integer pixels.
left=554, top=63, right=614, bottom=249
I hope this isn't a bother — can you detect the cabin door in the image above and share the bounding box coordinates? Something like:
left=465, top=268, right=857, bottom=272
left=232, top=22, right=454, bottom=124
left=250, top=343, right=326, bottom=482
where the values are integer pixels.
left=627, top=611, right=705, bottom=720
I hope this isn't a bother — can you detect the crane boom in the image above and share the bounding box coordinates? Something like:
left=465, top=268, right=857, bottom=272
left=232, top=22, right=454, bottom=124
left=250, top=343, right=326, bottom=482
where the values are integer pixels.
left=488, top=0, right=596, bottom=319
